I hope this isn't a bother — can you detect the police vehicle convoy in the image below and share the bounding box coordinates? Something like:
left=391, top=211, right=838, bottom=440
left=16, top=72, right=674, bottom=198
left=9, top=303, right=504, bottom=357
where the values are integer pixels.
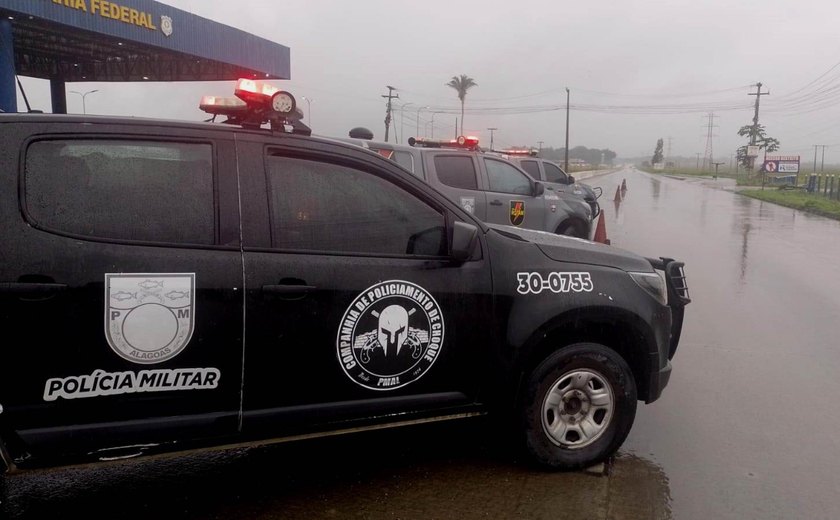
left=0, top=80, right=689, bottom=473
left=342, top=134, right=594, bottom=239
left=499, top=149, right=604, bottom=219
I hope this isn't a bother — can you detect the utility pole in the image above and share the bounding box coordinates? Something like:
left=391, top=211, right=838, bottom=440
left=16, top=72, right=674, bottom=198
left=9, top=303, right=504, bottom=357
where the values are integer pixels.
left=564, top=88, right=570, bottom=172
left=821, top=145, right=827, bottom=172
left=382, top=85, right=399, bottom=143
left=666, top=136, right=672, bottom=163
left=415, top=106, right=429, bottom=139
left=712, top=161, right=725, bottom=179
left=695, top=152, right=701, bottom=169
left=748, top=82, right=769, bottom=171
left=538, top=140, right=544, bottom=154
left=814, top=145, right=819, bottom=173
left=487, top=127, right=497, bottom=150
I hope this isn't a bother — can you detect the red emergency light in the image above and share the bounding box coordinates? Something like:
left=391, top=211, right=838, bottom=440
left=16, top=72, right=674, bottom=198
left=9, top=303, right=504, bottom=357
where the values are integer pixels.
left=410, top=136, right=480, bottom=150
left=198, top=79, right=310, bottom=136
left=501, top=148, right=539, bottom=156
left=233, top=78, right=296, bottom=116
left=199, top=95, right=249, bottom=116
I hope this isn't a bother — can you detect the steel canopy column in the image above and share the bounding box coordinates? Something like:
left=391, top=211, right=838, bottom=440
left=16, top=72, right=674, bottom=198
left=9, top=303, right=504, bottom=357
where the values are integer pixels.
left=50, top=79, right=67, bottom=114
left=0, top=19, right=16, bottom=113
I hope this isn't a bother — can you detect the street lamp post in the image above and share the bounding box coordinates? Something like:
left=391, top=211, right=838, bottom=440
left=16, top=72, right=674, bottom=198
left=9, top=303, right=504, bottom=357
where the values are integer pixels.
left=487, top=127, right=497, bottom=151
left=69, top=89, right=99, bottom=114
left=416, top=106, right=429, bottom=139
left=564, top=87, right=570, bottom=172
left=400, top=102, right=413, bottom=144
left=302, top=96, right=312, bottom=128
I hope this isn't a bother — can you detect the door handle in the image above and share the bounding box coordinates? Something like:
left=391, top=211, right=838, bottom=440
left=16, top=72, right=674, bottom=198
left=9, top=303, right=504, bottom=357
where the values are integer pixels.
left=490, top=199, right=503, bottom=206
left=262, top=284, right=316, bottom=301
left=262, top=284, right=317, bottom=295
left=0, top=282, right=68, bottom=294
left=0, top=282, right=67, bottom=301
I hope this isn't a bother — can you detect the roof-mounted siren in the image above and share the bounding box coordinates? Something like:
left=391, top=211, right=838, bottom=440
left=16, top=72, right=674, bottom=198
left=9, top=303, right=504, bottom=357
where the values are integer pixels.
left=198, top=78, right=312, bottom=135
left=349, top=127, right=375, bottom=140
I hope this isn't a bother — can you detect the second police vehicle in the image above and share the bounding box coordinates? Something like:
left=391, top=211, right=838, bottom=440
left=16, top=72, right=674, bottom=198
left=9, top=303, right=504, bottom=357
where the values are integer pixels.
left=341, top=134, right=596, bottom=239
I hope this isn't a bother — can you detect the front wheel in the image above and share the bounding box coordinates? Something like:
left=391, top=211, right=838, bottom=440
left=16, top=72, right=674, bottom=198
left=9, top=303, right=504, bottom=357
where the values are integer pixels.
left=520, top=343, right=637, bottom=469
left=556, top=220, right=586, bottom=238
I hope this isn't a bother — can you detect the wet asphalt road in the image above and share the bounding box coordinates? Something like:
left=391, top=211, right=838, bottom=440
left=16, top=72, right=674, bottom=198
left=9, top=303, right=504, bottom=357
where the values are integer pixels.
left=4, top=167, right=840, bottom=519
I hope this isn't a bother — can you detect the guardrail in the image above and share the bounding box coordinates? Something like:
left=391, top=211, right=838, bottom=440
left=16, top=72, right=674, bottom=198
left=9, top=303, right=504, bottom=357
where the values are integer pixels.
left=806, top=174, right=840, bottom=201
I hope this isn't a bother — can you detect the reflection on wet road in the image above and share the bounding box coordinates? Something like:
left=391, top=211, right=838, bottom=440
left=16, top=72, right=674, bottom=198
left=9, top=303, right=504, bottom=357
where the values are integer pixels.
left=4, top=167, right=840, bottom=519
left=606, top=168, right=840, bottom=519
left=3, top=421, right=672, bottom=519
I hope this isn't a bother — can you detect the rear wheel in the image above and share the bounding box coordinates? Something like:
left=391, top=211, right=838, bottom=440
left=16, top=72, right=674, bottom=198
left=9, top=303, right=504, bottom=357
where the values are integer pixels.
left=520, top=343, right=637, bottom=469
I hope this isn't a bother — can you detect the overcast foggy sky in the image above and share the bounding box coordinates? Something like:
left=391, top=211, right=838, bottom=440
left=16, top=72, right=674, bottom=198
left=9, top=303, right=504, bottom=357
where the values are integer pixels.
left=17, top=0, right=840, bottom=162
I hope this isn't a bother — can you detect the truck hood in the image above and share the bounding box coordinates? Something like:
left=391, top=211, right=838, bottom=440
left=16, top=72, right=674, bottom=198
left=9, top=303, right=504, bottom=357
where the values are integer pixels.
left=486, top=224, right=653, bottom=272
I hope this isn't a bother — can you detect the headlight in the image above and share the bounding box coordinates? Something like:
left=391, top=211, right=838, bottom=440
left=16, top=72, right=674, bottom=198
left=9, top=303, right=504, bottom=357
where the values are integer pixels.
left=628, top=271, right=667, bottom=305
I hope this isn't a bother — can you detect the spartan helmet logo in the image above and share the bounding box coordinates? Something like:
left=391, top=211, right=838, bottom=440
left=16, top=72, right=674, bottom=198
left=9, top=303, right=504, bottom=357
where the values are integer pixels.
left=377, top=305, right=408, bottom=357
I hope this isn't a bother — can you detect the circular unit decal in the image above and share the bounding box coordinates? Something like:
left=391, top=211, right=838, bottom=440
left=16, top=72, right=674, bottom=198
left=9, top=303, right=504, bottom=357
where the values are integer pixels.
left=336, top=280, right=445, bottom=391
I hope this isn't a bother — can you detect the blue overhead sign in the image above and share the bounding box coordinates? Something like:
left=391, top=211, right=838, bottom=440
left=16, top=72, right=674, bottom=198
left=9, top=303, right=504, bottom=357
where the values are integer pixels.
left=0, top=0, right=291, bottom=79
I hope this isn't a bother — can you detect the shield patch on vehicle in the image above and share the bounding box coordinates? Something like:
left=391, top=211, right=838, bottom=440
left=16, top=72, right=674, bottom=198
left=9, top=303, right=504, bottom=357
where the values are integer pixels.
left=105, top=274, right=196, bottom=364
left=510, top=200, right=525, bottom=226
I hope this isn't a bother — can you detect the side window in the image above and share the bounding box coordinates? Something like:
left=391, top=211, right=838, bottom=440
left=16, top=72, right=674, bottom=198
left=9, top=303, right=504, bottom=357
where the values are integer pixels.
left=433, top=155, right=478, bottom=190
left=543, top=162, right=569, bottom=184
left=24, top=139, right=215, bottom=245
left=520, top=160, right=542, bottom=180
left=485, top=159, right=533, bottom=195
left=265, top=155, right=447, bottom=256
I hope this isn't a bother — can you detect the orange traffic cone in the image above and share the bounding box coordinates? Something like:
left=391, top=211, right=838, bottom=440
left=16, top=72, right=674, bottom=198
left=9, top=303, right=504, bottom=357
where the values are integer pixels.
left=593, top=212, right=610, bottom=245
left=613, top=186, right=623, bottom=202
left=621, top=179, right=627, bottom=191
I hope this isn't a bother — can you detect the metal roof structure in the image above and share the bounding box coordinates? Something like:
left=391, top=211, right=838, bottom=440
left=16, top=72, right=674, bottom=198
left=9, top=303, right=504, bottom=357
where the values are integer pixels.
left=0, top=0, right=291, bottom=112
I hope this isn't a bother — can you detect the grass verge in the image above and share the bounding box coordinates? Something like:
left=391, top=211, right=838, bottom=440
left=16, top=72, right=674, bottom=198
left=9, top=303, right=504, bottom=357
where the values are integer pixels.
left=739, top=189, right=840, bottom=220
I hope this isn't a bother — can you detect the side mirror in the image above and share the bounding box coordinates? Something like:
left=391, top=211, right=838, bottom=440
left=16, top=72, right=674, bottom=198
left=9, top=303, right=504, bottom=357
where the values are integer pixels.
left=568, top=175, right=576, bottom=184
left=533, top=181, right=545, bottom=197
left=451, top=221, right=479, bottom=262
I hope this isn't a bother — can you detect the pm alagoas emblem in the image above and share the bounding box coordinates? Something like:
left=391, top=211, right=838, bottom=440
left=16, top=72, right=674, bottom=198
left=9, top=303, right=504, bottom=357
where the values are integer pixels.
left=105, top=273, right=195, bottom=364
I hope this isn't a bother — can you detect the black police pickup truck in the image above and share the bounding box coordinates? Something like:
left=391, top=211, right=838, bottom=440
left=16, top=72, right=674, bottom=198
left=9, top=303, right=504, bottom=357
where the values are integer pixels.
left=0, top=85, right=688, bottom=473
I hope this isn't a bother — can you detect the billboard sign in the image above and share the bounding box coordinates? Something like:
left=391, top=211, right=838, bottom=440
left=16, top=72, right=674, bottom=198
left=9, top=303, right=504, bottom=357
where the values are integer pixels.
left=763, top=155, right=800, bottom=174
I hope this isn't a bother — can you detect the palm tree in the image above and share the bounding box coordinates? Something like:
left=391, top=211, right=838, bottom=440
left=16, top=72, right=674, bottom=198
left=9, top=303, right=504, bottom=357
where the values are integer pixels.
left=446, top=74, right=477, bottom=136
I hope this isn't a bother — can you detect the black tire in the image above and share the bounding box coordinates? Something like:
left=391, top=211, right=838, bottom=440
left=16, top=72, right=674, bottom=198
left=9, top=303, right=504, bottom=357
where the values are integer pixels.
left=520, top=343, right=637, bottom=470
left=556, top=220, right=585, bottom=238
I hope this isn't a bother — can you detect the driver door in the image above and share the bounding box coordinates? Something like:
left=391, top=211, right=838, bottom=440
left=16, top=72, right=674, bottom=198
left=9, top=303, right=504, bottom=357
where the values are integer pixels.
left=482, top=157, right=547, bottom=230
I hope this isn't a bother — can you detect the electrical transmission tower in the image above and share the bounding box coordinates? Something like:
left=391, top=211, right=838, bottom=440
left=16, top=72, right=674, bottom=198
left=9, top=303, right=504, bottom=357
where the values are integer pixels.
left=702, top=112, right=718, bottom=171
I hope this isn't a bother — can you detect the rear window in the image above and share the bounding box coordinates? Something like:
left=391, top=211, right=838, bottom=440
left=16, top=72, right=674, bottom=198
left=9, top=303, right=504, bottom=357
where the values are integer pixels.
left=369, top=148, right=417, bottom=176
left=520, top=160, right=542, bottom=179
left=433, top=155, right=478, bottom=190
left=24, top=140, right=215, bottom=245
left=543, top=162, right=569, bottom=184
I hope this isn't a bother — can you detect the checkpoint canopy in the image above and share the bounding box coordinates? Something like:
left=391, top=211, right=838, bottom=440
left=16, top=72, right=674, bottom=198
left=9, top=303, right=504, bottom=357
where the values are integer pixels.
left=0, top=0, right=291, bottom=113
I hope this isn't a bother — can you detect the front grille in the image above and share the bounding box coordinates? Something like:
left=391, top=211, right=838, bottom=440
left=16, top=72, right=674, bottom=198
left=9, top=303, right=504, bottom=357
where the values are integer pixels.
left=646, top=257, right=691, bottom=307
left=664, top=261, right=690, bottom=305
